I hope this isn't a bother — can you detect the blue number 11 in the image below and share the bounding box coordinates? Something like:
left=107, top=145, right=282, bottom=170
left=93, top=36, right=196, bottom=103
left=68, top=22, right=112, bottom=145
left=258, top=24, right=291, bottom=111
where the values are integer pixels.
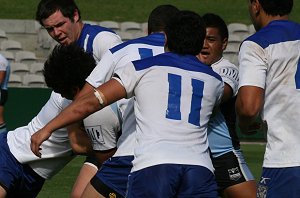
left=295, top=60, right=300, bottom=89
left=166, top=73, right=204, bottom=126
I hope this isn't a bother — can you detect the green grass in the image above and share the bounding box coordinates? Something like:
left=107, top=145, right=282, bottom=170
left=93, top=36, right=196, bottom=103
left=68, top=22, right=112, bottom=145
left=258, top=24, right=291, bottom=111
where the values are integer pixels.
left=37, top=143, right=265, bottom=197
left=1, top=0, right=300, bottom=24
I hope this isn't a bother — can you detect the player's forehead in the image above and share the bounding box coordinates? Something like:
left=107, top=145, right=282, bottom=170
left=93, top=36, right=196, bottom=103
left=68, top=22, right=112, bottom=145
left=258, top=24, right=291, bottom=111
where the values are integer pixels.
left=205, top=27, right=222, bottom=39
left=42, top=10, right=69, bottom=27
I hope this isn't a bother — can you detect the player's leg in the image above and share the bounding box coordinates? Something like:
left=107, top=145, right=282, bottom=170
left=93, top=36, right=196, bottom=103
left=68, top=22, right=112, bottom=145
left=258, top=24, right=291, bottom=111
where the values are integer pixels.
left=0, top=186, right=6, bottom=198
left=0, top=89, right=8, bottom=133
left=71, top=156, right=98, bottom=198
left=81, top=182, right=106, bottom=198
left=0, top=132, right=45, bottom=197
left=82, top=156, right=133, bottom=198
left=213, top=150, right=256, bottom=198
left=257, top=167, right=300, bottom=198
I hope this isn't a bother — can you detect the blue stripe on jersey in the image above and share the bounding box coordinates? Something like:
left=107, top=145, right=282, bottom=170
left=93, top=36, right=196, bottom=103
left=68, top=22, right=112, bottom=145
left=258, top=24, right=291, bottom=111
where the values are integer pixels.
left=245, top=20, right=300, bottom=49
left=76, top=24, right=115, bottom=53
left=189, top=79, right=204, bottom=126
left=166, top=74, right=182, bottom=120
left=133, top=52, right=222, bottom=81
left=110, top=33, right=165, bottom=54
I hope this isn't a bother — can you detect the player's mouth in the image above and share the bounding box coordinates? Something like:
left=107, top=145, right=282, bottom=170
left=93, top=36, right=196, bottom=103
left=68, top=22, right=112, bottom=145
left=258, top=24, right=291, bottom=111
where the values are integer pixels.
left=200, top=51, right=210, bottom=58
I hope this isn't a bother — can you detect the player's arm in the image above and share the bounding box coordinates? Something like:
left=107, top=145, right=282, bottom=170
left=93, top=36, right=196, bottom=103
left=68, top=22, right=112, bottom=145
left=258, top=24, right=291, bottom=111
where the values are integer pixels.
left=30, top=78, right=127, bottom=157
left=222, top=83, right=233, bottom=103
left=235, top=85, right=264, bottom=134
left=67, top=122, right=93, bottom=155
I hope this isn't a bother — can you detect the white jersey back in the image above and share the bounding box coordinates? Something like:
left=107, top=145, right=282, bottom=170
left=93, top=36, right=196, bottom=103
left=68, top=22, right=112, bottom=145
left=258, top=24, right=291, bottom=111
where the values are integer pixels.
left=239, top=20, right=300, bottom=168
left=86, top=33, right=166, bottom=157
left=114, top=52, right=224, bottom=172
left=7, top=92, right=74, bottom=179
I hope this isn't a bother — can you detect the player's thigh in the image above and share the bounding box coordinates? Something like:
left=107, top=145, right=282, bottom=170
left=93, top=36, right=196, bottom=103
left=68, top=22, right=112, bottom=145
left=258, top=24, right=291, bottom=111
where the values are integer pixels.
left=96, top=156, right=133, bottom=197
left=0, top=185, right=7, bottom=198
left=212, top=151, right=255, bottom=192
left=222, top=180, right=257, bottom=198
left=257, top=167, right=300, bottom=198
left=81, top=182, right=106, bottom=198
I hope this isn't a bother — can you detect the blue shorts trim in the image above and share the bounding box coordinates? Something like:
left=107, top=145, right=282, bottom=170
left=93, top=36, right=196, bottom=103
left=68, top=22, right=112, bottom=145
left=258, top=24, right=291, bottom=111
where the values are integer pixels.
left=93, top=156, right=134, bottom=197
left=257, top=167, right=300, bottom=198
left=0, top=132, right=45, bottom=197
left=126, top=164, right=218, bottom=198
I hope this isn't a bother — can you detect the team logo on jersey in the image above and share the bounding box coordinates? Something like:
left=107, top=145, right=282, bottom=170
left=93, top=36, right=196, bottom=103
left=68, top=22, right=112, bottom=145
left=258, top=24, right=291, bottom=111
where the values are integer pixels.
left=109, top=192, right=117, bottom=198
left=228, top=167, right=241, bottom=181
left=85, top=125, right=105, bottom=143
left=257, top=184, right=267, bottom=198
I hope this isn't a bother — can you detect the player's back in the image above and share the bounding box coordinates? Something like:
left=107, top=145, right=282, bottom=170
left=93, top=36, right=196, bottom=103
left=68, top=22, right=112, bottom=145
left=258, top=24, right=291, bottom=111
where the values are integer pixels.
left=86, top=33, right=166, bottom=157
left=115, top=52, right=224, bottom=172
left=240, top=20, right=300, bottom=167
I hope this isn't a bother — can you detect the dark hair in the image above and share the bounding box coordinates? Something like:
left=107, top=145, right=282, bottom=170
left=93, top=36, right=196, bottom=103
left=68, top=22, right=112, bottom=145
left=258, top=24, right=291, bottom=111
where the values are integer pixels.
left=202, top=13, right=228, bottom=40
left=147, top=4, right=179, bottom=35
left=43, top=43, right=95, bottom=99
left=252, top=0, right=293, bottom=16
left=36, top=0, right=81, bottom=25
left=165, top=10, right=206, bottom=55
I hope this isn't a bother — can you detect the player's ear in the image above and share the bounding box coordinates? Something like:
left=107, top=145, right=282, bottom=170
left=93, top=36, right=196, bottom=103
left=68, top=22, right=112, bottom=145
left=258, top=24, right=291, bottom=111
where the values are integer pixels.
left=164, top=33, right=170, bottom=52
left=222, top=37, right=228, bottom=51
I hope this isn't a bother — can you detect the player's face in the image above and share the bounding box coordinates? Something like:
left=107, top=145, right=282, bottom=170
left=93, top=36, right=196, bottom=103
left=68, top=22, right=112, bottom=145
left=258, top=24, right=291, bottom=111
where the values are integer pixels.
left=198, top=27, right=227, bottom=66
left=248, top=0, right=261, bottom=31
left=42, top=10, right=81, bottom=45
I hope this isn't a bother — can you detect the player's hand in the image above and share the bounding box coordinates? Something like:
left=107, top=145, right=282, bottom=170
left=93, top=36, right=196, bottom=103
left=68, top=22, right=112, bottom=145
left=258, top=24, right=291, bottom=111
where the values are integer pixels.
left=30, top=129, right=52, bottom=158
left=239, top=119, right=268, bottom=135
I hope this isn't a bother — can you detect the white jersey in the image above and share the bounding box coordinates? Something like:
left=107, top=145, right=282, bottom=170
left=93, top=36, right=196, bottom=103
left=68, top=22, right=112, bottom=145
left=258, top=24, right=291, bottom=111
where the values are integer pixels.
left=7, top=92, right=74, bottom=179
left=76, top=23, right=122, bottom=63
left=83, top=103, right=121, bottom=151
left=86, top=33, right=166, bottom=157
left=238, top=20, right=300, bottom=168
left=208, top=57, right=239, bottom=157
left=114, top=52, right=224, bottom=172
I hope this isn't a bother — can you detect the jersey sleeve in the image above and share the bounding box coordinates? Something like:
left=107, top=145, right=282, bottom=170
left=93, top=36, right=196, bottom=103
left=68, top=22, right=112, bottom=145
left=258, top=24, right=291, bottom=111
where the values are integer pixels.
left=92, top=31, right=122, bottom=62
left=86, top=50, right=115, bottom=87
left=238, top=40, right=267, bottom=89
left=212, top=59, right=239, bottom=96
left=112, top=62, right=140, bottom=98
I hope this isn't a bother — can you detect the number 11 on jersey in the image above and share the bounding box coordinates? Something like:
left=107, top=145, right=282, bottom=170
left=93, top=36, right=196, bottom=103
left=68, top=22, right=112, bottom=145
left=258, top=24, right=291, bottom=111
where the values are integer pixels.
left=166, top=73, right=204, bottom=126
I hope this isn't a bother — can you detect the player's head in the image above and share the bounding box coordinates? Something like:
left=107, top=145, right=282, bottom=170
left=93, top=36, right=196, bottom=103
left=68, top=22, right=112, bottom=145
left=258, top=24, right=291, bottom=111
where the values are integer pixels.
left=165, top=10, right=206, bottom=56
left=36, top=0, right=82, bottom=45
left=248, top=0, right=293, bottom=31
left=147, top=4, right=180, bottom=35
left=198, top=13, right=228, bottom=65
left=43, top=43, right=96, bottom=100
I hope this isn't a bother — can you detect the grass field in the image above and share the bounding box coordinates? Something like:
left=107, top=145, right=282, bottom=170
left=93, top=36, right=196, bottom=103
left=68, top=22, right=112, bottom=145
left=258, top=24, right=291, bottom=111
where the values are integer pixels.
left=1, top=0, right=300, bottom=24
left=36, top=143, right=266, bottom=197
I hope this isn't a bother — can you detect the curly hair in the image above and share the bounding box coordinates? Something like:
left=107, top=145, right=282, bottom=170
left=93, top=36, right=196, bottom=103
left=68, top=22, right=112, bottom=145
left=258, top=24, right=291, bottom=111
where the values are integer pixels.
left=43, top=43, right=96, bottom=99
left=165, top=10, right=206, bottom=55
